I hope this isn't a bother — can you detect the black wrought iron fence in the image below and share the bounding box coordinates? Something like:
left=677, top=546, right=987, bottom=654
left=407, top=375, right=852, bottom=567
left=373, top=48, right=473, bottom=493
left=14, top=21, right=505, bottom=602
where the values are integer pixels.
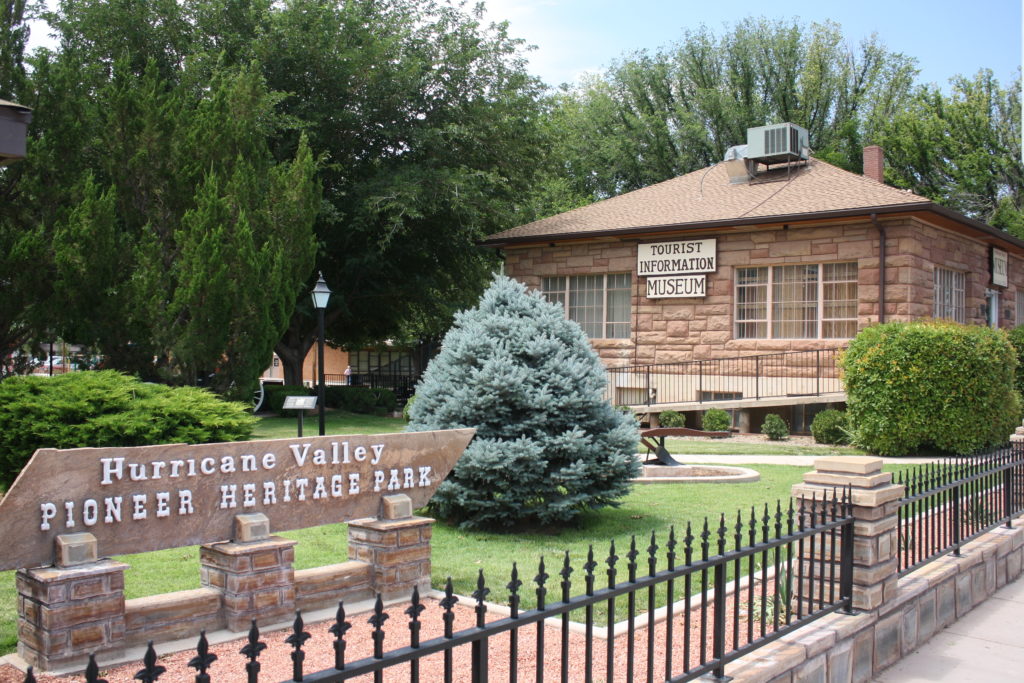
left=605, top=348, right=845, bottom=407
left=29, top=492, right=853, bottom=683
left=896, top=443, right=1024, bottom=576
left=323, top=372, right=419, bottom=402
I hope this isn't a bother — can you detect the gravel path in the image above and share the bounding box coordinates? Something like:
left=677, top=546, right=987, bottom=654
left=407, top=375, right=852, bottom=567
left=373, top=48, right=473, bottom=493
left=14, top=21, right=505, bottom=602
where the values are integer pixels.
left=0, top=590, right=784, bottom=683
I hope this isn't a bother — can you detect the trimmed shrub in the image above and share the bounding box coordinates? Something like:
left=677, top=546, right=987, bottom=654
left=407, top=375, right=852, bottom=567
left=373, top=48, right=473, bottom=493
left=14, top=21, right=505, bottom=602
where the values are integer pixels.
left=0, top=371, right=257, bottom=488
left=658, top=410, right=686, bottom=428
left=403, top=394, right=417, bottom=421
left=265, top=384, right=313, bottom=416
left=701, top=408, right=732, bottom=432
left=1007, top=325, right=1024, bottom=398
left=408, top=276, right=640, bottom=529
left=371, top=388, right=398, bottom=413
left=842, top=320, right=1020, bottom=456
left=324, top=386, right=396, bottom=414
left=810, top=409, right=849, bottom=445
left=324, top=386, right=375, bottom=413
left=761, top=413, right=789, bottom=440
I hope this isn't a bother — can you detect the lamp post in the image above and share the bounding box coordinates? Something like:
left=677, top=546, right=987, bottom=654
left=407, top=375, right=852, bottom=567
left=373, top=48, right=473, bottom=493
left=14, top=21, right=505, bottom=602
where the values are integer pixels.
left=310, top=272, right=332, bottom=436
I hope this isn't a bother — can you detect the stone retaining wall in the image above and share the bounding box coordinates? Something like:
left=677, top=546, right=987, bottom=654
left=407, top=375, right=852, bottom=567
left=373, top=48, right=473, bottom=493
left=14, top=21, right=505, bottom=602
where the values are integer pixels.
left=16, top=500, right=431, bottom=672
left=724, top=458, right=1024, bottom=683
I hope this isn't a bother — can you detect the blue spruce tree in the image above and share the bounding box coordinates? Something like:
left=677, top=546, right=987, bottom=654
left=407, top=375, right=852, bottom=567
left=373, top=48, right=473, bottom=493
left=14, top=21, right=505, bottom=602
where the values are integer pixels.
left=408, top=276, right=640, bottom=529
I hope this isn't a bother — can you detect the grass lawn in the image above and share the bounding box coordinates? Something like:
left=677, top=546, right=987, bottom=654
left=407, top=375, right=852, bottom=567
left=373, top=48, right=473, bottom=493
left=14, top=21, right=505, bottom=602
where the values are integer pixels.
left=251, top=410, right=406, bottom=439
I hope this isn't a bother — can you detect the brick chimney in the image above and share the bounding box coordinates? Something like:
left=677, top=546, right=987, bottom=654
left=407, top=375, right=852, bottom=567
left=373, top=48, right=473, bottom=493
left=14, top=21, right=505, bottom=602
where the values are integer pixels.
left=863, top=145, right=884, bottom=183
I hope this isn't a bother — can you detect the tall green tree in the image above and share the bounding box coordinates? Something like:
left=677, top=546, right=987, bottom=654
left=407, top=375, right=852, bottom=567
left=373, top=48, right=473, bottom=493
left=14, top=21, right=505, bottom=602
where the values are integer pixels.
left=2, top=0, right=319, bottom=398
left=875, top=70, right=1024, bottom=233
left=0, top=0, right=28, bottom=98
left=0, top=0, right=40, bottom=374
left=258, top=0, right=550, bottom=384
left=545, top=18, right=918, bottom=202
left=3, top=0, right=549, bottom=394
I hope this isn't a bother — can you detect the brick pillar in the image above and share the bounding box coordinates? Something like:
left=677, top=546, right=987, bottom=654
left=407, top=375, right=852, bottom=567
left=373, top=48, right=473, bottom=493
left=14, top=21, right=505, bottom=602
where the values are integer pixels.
left=200, top=514, right=297, bottom=631
left=792, top=456, right=904, bottom=611
left=738, top=409, right=752, bottom=433
left=17, top=533, right=128, bottom=671
left=347, top=494, right=433, bottom=600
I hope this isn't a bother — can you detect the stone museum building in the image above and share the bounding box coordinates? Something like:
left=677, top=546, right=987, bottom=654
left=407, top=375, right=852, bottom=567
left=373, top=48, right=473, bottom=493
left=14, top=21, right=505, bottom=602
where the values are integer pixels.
left=482, top=123, right=1024, bottom=430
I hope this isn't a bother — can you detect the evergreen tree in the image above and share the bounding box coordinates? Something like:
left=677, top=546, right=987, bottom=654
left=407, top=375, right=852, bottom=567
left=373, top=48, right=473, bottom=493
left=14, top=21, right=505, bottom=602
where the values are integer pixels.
left=408, top=276, right=640, bottom=529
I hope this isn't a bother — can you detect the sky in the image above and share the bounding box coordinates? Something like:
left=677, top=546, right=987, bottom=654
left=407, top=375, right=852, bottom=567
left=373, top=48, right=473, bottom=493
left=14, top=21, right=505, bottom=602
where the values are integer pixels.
left=480, top=0, right=1023, bottom=89
left=23, top=0, right=1022, bottom=91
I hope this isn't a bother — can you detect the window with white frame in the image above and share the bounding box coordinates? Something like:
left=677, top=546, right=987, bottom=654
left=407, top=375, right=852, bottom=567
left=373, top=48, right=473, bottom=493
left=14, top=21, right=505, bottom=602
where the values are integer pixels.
left=1016, top=291, right=1024, bottom=326
left=542, top=274, right=631, bottom=338
left=933, top=268, right=965, bottom=323
left=734, top=262, right=858, bottom=339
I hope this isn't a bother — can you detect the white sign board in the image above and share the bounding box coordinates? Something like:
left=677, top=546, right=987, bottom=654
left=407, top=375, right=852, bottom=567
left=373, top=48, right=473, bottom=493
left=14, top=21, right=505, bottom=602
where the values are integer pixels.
left=992, top=248, right=1008, bottom=288
left=283, top=395, right=318, bottom=410
left=637, top=239, right=717, bottom=277
left=646, top=275, right=706, bottom=298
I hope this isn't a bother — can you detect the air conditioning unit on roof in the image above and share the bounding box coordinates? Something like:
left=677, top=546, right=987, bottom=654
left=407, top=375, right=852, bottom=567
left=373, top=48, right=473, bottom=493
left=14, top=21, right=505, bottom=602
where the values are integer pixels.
left=746, top=123, right=809, bottom=165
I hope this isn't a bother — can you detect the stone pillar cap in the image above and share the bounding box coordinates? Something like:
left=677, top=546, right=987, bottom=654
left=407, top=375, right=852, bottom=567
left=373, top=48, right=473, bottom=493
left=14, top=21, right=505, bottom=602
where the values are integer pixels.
left=234, top=513, right=271, bottom=542
left=55, top=532, right=98, bottom=567
left=813, top=456, right=883, bottom=475
left=380, top=494, right=413, bottom=520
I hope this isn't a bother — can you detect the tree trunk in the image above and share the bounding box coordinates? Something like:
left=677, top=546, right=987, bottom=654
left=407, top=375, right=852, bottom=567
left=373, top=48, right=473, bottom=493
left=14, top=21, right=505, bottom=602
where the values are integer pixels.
left=275, top=316, right=317, bottom=386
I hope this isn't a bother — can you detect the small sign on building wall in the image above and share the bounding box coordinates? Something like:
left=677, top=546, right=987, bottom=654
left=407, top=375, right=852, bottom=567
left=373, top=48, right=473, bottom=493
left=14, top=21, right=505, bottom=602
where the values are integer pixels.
left=991, top=247, right=1008, bottom=288
left=638, top=238, right=717, bottom=298
left=637, top=238, right=717, bottom=276
left=646, top=275, right=706, bottom=298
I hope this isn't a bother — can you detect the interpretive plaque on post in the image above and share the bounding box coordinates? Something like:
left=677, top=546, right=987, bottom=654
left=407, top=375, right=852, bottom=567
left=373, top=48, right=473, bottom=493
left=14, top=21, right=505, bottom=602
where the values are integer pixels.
left=282, top=395, right=318, bottom=410
left=0, top=429, right=474, bottom=571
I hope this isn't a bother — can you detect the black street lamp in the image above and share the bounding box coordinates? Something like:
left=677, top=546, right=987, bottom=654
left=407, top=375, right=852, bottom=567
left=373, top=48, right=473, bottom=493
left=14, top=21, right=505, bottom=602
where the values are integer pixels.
left=310, top=272, right=332, bottom=436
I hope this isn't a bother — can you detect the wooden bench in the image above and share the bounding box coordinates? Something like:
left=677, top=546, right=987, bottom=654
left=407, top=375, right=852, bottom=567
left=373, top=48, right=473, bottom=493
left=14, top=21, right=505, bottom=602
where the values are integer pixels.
left=639, top=427, right=731, bottom=466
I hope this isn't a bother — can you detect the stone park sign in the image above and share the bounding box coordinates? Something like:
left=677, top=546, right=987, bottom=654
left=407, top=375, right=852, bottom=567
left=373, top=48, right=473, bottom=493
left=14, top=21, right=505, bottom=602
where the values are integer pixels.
left=0, top=429, right=475, bottom=572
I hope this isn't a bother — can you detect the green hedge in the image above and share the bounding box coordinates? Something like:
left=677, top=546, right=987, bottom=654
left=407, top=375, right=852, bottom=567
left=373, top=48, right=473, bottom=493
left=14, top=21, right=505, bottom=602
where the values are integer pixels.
left=1007, top=325, right=1024, bottom=398
left=842, top=321, right=1020, bottom=456
left=0, top=371, right=257, bottom=489
left=325, top=386, right=397, bottom=414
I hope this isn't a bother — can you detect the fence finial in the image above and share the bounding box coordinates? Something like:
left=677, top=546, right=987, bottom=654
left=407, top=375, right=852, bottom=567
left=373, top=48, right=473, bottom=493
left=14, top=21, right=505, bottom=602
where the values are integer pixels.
left=240, top=619, right=266, bottom=683
left=286, top=610, right=311, bottom=681
left=329, top=602, right=351, bottom=671
left=85, top=654, right=107, bottom=683
left=507, top=562, right=522, bottom=617
left=473, top=570, right=490, bottom=626
left=647, top=530, right=659, bottom=576
left=535, top=556, right=549, bottom=608
left=134, top=641, right=166, bottom=683
left=187, top=630, right=217, bottom=683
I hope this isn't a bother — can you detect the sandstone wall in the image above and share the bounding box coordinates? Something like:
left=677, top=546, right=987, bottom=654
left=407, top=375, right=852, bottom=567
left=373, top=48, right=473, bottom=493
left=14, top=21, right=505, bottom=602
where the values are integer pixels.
left=503, top=217, right=1024, bottom=368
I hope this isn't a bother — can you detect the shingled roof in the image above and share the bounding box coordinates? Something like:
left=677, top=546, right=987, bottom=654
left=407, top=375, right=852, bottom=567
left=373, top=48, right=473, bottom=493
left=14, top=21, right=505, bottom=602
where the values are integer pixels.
left=483, top=158, right=935, bottom=245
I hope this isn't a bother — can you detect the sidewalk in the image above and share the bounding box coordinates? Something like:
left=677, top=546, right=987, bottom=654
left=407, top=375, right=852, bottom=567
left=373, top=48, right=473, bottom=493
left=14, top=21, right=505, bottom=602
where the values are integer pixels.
left=872, top=576, right=1024, bottom=681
